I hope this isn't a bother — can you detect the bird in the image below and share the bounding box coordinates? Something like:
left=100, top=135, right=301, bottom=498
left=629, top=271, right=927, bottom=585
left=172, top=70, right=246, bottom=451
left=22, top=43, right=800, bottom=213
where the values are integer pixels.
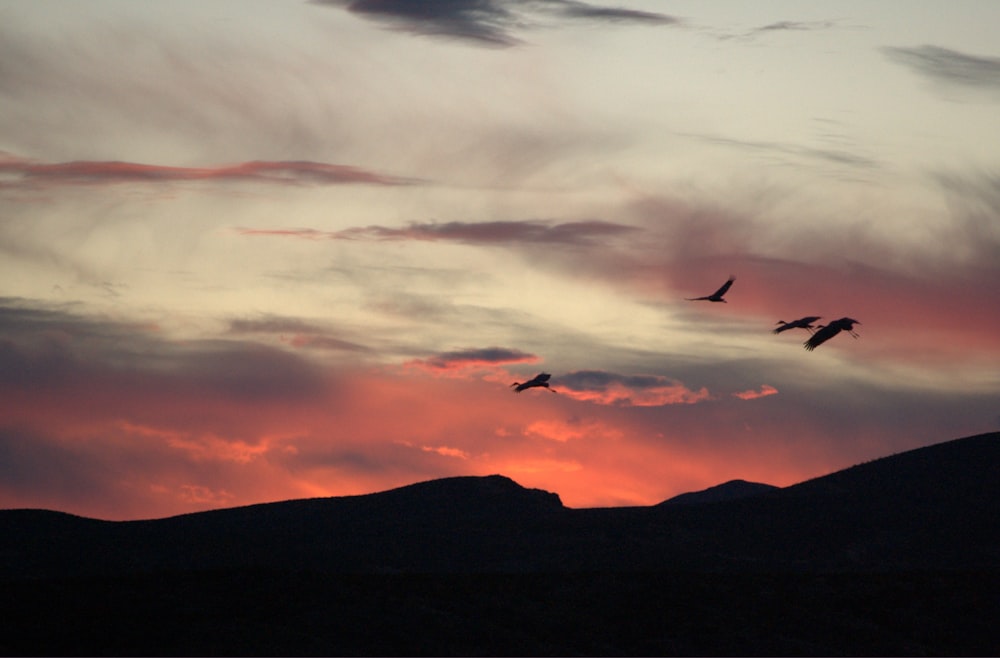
left=510, top=372, right=556, bottom=393
left=803, top=317, right=861, bottom=351
left=686, top=275, right=735, bottom=302
left=773, top=316, right=822, bottom=334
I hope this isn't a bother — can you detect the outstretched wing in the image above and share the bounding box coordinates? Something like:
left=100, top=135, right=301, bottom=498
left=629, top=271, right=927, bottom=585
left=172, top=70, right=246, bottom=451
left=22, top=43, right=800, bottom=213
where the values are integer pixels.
left=532, top=372, right=552, bottom=383
left=712, top=276, right=735, bottom=298
left=804, top=324, right=840, bottom=351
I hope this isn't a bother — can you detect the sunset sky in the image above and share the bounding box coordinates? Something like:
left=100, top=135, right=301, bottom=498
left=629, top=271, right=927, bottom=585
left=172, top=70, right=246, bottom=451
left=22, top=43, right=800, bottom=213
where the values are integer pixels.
left=2, top=0, right=999, bottom=520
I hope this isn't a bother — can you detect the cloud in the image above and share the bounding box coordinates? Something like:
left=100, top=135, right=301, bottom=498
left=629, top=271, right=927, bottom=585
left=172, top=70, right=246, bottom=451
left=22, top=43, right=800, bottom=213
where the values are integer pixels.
left=227, top=315, right=371, bottom=353
left=524, top=418, right=623, bottom=442
left=554, top=369, right=712, bottom=407
left=681, top=133, right=881, bottom=171
left=239, top=219, right=640, bottom=246
left=733, top=384, right=779, bottom=400
left=315, top=0, right=677, bottom=47
left=421, top=444, right=470, bottom=459
left=0, top=153, right=417, bottom=190
left=406, top=346, right=540, bottom=373
left=752, top=20, right=836, bottom=34
left=0, top=299, right=329, bottom=403
left=882, top=45, right=1000, bottom=92
left=709, top=18, right=843, bottom=42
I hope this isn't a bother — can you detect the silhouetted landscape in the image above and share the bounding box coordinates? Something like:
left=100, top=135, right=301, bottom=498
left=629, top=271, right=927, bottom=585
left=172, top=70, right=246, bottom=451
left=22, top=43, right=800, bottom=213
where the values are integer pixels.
left=2, top=431, right=998, bottom=656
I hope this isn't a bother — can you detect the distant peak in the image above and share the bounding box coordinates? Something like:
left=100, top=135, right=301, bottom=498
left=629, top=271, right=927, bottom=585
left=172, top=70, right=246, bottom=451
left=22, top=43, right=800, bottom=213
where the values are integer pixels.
left=380, top=474, right=564, bottom=511
left=659, top=479, right=778, bottom=506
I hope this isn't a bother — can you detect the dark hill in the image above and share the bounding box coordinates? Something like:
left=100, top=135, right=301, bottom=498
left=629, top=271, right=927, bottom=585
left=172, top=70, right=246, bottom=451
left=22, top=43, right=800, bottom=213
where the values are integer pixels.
left=658, top=478, right=778, bottom=506
left=1, top=432, right=997, bottom=578
left=2, top=432, right=998, bottom=656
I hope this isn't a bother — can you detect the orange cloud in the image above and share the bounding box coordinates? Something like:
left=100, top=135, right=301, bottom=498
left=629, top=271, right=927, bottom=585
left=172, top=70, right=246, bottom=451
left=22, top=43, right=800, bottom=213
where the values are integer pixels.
left=524, top=419, right=624, bottom=442
left=733, top=384, right=779, bottom=400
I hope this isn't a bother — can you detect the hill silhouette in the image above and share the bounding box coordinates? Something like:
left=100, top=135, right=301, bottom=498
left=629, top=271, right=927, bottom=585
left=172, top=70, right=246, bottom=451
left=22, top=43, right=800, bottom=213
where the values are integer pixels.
left=1, top=431, right=998, bottom=655
left=658, top=478, right=779, bottom=506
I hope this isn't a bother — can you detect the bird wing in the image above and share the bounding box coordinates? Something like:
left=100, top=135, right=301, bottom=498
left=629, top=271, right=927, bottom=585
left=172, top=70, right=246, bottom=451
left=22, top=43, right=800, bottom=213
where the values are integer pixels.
left=534, top=373, right=552, bottom=383
left=712, top=276, right=735, bottom=298
left=773, top=322, right=792, bottom=334
left=799, top=316, right=822, bottom=324
left=804, top=324, right=840, bottom=351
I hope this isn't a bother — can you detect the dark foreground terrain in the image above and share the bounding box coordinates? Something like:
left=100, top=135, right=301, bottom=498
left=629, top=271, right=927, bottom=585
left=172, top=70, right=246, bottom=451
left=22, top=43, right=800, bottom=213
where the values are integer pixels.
left=2, top=431, right=999, bottom=655
left=3, top=569, right=999, bottom=656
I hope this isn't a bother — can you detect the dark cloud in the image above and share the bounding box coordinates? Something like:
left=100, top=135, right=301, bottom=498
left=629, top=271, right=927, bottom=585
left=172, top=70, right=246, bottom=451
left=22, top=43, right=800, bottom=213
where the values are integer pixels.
left=0, top=299, right=328, bottom=402
left=408, top=346, right=539, bottom=371
left=550, top=1, right=678, bottom=24
left=314, top=0, right=677, bottom=47
left=555, top=369, right=711, bottom=406
left=240, top=219, right=640, bottom=246
left=753, top=20, right=835, bottom=33
left=882, top=45, right=1000, bottom=92
left=0, top=153, right=418, bottom=190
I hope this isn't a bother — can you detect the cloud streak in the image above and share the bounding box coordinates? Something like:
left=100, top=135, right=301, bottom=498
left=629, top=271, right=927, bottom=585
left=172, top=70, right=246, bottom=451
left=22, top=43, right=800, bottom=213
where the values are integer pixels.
left=316, top=0, right=678, bottom=47
left=882, top=45, right=1000, bottom=92
left=554, top=370, right=712, bottom=407
left=239, top=219, right=641, bottom=246
left=0, top=153, right=417, bottom=189
left=406, top=346, right=540, bottom=373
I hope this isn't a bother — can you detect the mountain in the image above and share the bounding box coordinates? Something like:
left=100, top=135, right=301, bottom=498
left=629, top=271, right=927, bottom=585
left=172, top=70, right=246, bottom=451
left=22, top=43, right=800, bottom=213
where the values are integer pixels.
left=658, top=478, right=778, bottom=506
left=1, top=431, right=998, bottom=578
left=1, top=432, right=998, bottom=656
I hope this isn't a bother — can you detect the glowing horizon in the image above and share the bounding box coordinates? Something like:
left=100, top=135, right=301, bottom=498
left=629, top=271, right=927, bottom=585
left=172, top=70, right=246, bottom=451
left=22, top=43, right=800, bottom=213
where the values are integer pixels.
left=2, top=0, right=998, bottom=521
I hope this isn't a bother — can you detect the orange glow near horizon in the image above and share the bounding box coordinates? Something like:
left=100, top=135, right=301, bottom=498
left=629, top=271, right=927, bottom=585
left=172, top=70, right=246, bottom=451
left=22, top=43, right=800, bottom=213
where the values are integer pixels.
left=0, top=358, right=897, bottom=520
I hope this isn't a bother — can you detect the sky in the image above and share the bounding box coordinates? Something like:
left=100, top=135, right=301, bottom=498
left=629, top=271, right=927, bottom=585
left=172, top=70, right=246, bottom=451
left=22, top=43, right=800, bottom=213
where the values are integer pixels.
left=2, top=0, right=999, bottom=520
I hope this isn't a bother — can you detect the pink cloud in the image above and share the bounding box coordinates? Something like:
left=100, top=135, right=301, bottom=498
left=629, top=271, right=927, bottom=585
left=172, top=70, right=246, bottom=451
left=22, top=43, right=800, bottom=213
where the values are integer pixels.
left=0, top=153, right=416, bottom=188
left=733, top=384, right=779, bottom=400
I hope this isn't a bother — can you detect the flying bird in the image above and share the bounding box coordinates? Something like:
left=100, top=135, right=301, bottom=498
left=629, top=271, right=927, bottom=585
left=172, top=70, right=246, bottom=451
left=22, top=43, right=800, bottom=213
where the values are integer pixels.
left=511, top=372, right=556, bottom=393
left=773, top=316, right=822, bottom=334
left=804, top=317, right=861, bottom=351
left=686, top=275, right=735, bottom=303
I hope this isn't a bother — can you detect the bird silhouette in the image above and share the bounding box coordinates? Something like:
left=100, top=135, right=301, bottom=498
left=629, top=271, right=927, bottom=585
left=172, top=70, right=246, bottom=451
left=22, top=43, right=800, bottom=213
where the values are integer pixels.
left=774, top=316, right=822, bottom=334
left=510, top=372, right=556, bottom=393
left=804, top=317, right=861, bottom=351
left=686, top=275, right=735, bottom=302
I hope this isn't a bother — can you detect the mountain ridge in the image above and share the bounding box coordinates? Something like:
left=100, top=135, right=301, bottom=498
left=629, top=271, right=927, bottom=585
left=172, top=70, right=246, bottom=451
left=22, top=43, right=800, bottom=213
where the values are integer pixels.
left=1, top=431, right=997, bottom=578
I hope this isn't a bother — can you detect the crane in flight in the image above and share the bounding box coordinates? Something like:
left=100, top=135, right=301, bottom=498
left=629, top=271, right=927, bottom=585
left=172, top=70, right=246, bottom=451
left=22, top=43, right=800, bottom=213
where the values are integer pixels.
left=804, top=317, right=861, bottom=351
left=686, top=275, right=735, bottom=303
left=511, top=372, right=556, bottom=393
left=773, top=316, right=822, bottom=334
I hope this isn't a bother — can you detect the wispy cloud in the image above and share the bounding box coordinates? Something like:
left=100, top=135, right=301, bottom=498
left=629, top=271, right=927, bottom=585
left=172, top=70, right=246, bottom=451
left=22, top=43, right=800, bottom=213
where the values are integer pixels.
left=710, top=18, right=843, bottom=42
left=752, top=20, right=836, bottom=34
left=681, top=133, right=880, bottom=170
left=239, top=219, right=640, bottom=246
left=227, top=315, right=371, bottom=353
left=0, top=153, right=417, bottom=189
left=406, top=346, right=539, bottom=373
left=315, top=0, right=677, bottom=47
left=882, top=45, right=1000, bottom=92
